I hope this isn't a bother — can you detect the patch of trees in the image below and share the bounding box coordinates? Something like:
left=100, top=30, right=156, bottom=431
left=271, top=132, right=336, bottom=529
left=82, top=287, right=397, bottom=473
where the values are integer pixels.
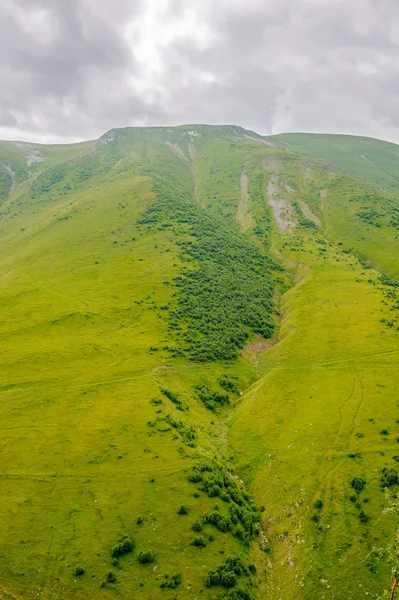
left=195, top=384, right=230, bottom=410
left=188, top=462, right=262, bottom=544
left=137, top=176, right=279, bottom=362
left=205, top=556, right=256, bottom=600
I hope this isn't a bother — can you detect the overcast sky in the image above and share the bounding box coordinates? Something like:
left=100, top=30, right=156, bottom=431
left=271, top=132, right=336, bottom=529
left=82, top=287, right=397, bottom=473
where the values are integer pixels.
left=1, top=0, right=398, bottom=143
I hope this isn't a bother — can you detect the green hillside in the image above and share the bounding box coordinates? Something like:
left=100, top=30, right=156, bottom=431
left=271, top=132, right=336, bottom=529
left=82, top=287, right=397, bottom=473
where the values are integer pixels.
left=2, top=125, right=399, bottom=599
left=275, top=132, right=399, bottom=192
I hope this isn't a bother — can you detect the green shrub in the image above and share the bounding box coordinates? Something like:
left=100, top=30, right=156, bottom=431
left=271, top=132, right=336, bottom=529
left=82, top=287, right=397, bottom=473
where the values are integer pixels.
left=138, top=550, right=155, bottom=564
left=248, top=564, right=256, bottom=575
left=350, top=477, right=366, bottom=492
left=359, top=510, right=370, bottom=523
left=311, top=514, right=320, bottom=523
left=75, top=566, right=85, bottom=576
left=160, top=572, right=182, bottom=589
left=106, top=571, right=116, bottom=583
left=192, top=519, right=203, bottom=532
left=314, top=499, right=323, bottom=509
left=111, top=534, right=134, bottom=557
left=192, top=536, right=206, bottom=547
left=160, top=388, right=185, bottom=411
left=178, top=505, right=188, bottom=515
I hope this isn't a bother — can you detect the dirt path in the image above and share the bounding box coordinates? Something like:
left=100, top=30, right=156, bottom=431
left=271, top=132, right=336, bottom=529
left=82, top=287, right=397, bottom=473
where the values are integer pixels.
left=267, top=176, right=296, bottom=232
left=236, top=171, right=253, bottom=232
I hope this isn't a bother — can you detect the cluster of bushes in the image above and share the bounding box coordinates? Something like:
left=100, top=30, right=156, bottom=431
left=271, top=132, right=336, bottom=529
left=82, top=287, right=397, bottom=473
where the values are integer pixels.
left=310, top=499, right=323, bottom=523
left=136, top=175, right=278, bottom=362
left=111, top=534, right=134, bottom=557
left=188, top=462, right=262, bottom=543
left=160, top=388, right=186, bottom=411
left=357, top=207, right=384, bottom=227
left=205, top=555, right=255, bottom=599
left=218, top=375, right=239, bottom=394
left=160, top=572, right=182, bottom=589
left=194, top=384, right=230, bottom=410
left=380, top=274, right=399, bottom=288
left=349, top=477, right=369, bottom=523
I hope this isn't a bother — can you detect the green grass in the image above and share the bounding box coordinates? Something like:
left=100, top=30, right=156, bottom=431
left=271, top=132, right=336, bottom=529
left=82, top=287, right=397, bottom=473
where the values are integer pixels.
left=2, top=125, right=399, bottom=599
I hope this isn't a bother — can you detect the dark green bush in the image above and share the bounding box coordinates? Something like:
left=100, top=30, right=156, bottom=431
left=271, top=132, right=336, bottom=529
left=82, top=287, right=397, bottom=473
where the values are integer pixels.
left=314, top=499, right=323, bottom=509
left=350, top=477, right=366, bottom=492
left=359, top=510, right=370, bottom=523
left=311, top=514, right=320, bottom=523
left=192, top=536, right=206, bottom=547
left=75, top=566, right=85, bottom=576
left=106, top=571, right=116, bottom=583
left=178, top=505, right=188, bottom=515
left=138, top=550, right=155, bottom=564
left=192, top=519, right=203, bottom=532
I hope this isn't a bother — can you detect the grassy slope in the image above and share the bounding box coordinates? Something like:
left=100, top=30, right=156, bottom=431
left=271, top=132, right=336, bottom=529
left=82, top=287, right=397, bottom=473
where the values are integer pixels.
left=229, top=145, right=399, bottom=599
left=274, top=132, right=399, bottom=192
left=0, top=127, right=270, bottom=600
left=2, top=126, right=399, bottom=599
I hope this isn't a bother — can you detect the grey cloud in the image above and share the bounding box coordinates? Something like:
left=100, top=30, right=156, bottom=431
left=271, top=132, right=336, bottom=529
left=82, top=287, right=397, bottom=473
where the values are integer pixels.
left=1, top=0, right=399, bottom=142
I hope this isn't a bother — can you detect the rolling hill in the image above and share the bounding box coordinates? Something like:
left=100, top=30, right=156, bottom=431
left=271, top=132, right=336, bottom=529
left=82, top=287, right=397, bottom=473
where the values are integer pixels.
left=1, top=124, right=399, bottom=599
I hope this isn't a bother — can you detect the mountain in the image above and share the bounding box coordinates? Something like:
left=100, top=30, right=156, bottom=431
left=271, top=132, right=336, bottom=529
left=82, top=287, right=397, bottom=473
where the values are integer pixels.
left=1, top=124, right=399, bottom=599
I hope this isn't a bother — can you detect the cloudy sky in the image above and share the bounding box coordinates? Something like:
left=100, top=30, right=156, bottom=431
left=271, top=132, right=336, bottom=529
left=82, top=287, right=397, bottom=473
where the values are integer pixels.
left=1, top=0, right=398, bottom=143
